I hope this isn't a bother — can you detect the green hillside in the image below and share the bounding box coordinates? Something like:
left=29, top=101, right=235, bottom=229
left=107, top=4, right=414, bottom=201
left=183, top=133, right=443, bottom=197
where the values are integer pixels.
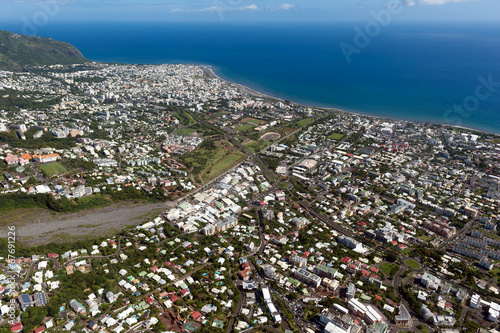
left=0, top=30, right=88, bottom=72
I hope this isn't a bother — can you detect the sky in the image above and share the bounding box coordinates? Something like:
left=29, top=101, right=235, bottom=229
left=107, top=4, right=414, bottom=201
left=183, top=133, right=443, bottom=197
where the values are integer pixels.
left=0, top=0, right=499, bottom=26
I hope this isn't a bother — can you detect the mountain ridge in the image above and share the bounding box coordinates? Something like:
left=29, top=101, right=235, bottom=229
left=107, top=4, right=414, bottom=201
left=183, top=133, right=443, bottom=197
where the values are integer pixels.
left=0, top=30, right=89, bottom=72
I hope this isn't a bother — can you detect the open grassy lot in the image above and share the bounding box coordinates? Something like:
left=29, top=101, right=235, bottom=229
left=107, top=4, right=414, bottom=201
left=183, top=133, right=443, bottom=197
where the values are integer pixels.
left=291, top=118, right=314, bottom=128
left=235, top=123, right=255, bottom=132
left=405, top=259, right=422, bottom=269
left=242, top=117, right=265, bottom=126
left=184, top=140, right=246, bottom=183
left=418, top=235, right=433, bottom=242
left=202, top=152, right=246, bottom=182
left=175, top=127, right=197, bottom=136
left=380, top=263, right=400, bottom=278
left=244, top=139, right=271, bottom=153
left=39, top=162, right=67, bottom=176
left=328, top=132, right=345, bottom=140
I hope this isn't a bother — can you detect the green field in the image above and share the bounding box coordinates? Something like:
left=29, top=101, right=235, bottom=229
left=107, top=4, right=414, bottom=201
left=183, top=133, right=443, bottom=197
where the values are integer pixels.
left=244, top=140, right=270, bottom=153
left=184, top=140, right=246, bottom=183
left=405, top=259, right=422, bottom=269
left=380, top=263, right=400, bottom=278
left=235, top=124, right=255, bottom=132
left=295, top=118, right=314, bottom=127
left=242, top=118, right=264, bottom=126
left=39, top=162, right=67, bottom=176
left=328, top=132, right=345, bottom=140
left=173, top=110, right=196, bottom=125
left=176, top=127, right=197, bottom=136
left=278, top=182, right=290, bottom=189
left=203, top=153, right=246, bottom=182
left=418, top=235, right=433, bottom=242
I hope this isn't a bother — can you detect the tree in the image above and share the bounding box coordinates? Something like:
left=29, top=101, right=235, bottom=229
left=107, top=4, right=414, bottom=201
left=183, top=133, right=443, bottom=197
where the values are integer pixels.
left=385, top=252, right=398, bottom=263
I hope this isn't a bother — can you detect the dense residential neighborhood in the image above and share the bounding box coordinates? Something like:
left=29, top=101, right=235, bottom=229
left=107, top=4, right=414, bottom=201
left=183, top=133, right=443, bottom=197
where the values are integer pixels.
left=0, top=62, right=499, bottom=333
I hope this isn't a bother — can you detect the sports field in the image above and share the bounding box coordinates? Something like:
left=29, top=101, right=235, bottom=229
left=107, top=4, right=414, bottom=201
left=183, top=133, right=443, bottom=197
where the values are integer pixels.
left=39, top=162, right=67, bottom=176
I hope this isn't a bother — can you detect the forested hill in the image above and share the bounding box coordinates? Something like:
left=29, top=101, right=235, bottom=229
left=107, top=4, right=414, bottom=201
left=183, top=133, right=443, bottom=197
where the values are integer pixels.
left=0, top=30, right=88, bottom=72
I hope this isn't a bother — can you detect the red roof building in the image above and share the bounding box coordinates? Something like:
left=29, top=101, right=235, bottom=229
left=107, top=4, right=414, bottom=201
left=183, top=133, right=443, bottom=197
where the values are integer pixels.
left=10, top=323, right=22, bottom=333
left=168, top=293, right=178, bottom=302
left=145, top=296, right=154, bottom=305
left=191, top=311, right=202, bottom=321
left=340, top=256, right=352, bottom=264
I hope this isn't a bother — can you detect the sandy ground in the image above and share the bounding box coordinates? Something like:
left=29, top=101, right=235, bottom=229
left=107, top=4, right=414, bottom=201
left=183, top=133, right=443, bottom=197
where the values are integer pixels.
left=0, top=200, right=176, bottom=246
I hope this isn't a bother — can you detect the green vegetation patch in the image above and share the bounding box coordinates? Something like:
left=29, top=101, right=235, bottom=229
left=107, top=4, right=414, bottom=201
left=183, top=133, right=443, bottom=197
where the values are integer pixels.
left=418, top=235, right=433, bottom=242
left=173, top=109, right=196, bottom=125
left=0, top=30, right=88, bottom=72
left=380, top=263, right=400, bottom=278
left=278, top=182, right=290, bottom=189
left=235, top=123, right=254, bottom=132
left=405, top=259, right=422, bottom=269
left=242, top=117, right=265, bottom=126
left=184, top=140, right=246, bottom=183
left=176, top=127, right=197, bottom=136
left=39, top=162, right=67, bottom=177
left=328, top=132, right=345, bottom=140
left=244, top=140, right=270, bottom=153
left=203, top=152, right=246, bottom=182
left=294, top=118, right=314, bottom=127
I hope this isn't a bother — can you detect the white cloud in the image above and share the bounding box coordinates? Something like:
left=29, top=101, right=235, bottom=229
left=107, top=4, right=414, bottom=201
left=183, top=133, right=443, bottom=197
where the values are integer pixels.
left=235, top=4, right=259, bottom=11
left=279, top=3, right=295, bottom=10
left=267, top=3, right=296, bottom=11
left=417, top=0, right=475, bottom=5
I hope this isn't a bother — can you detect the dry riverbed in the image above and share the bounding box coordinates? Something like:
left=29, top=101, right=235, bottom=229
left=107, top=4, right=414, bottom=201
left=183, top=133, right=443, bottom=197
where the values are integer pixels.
left=0, top=200, right=175, bottom=246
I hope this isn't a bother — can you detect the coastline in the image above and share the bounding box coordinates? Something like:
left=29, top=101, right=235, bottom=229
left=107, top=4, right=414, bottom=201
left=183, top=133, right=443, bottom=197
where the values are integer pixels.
left=202, top=65, right=499, bottom=136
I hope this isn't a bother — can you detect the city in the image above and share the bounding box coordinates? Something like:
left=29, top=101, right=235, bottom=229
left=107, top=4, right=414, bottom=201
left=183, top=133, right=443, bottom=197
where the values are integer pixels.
left=0, top=62, right=499, bottom=333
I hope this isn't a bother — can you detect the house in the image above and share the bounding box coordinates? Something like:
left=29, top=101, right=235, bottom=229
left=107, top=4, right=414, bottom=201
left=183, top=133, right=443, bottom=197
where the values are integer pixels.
left=33, top=326, right=45, bottom=333
left=10, top=323, right=22, bottom=332
left=69, top=299, right=86, bottom=314
left=88, top=321, right=98, bottom=331
left=18, top=294, right=32, bottom=311
left=238, top=269, right=252, bottom=281
left=191, top=311, right=202, bottom=321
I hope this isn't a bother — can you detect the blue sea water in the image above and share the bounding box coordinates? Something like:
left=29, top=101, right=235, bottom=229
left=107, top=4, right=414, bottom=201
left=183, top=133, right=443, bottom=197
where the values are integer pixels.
left=3, top=21, right=500, bottom=133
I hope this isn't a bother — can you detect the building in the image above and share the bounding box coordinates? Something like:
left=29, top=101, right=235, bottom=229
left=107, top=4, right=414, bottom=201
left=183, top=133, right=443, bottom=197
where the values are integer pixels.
left=469, top=294, right=481, bottom=309
left=69, top=299, right=86, bottom=314
left=346, top=283, right=356, bottom=300
left=315, top=264, right=338, bottom=280
left=420, top=272, right=441, bottom=290
left=290, top=254, right=308, bottom=267
left=394, top=304, right=412, bottom=327
left=18, top=294, right=32, bottom=311
left=290, top=217, right=310, bottom=228
left=294, top=268, right=322, bottom=288
left=33, top=153, right=60, bottom=163
left=488, top=302, right=500, bottom=322
left=347, top=298, right=367, bottom=317
left=338, top=235, right=363, bottom=251
left=421, top=220, right=456, bottom=238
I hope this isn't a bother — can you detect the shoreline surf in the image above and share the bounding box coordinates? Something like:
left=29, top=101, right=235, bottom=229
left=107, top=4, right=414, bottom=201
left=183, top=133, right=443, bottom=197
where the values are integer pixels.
left=202, top=65, right=500, bottom=136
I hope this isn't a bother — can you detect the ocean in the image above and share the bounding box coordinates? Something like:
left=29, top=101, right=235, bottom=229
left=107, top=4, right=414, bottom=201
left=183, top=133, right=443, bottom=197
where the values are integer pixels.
left=3, top=21, right=500, bottom=134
